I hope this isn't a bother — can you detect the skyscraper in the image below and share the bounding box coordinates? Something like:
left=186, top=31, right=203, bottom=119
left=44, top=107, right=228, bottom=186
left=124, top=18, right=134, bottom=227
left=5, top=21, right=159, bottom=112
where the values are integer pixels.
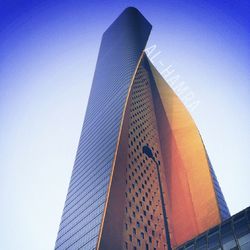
left=55, top=7, right=230, bottom=250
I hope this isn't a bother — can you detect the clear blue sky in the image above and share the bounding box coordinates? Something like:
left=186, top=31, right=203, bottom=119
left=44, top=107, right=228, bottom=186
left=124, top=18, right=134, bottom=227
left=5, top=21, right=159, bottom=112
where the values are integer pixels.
left=0, top=1, right=249, bottom=249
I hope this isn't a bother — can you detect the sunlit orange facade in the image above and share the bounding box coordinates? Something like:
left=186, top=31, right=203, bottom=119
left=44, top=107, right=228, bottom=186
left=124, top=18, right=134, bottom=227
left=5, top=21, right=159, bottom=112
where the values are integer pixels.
left=149, top=60, right=230, bottom=247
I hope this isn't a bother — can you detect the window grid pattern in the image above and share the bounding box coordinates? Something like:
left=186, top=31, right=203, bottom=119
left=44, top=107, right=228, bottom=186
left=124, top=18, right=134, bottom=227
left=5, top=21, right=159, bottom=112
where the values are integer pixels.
left=177, top=207, right=250, bottom=250
left=122, top=64, right=168, bottom=250
left=54, top=8, right=152, bottom=250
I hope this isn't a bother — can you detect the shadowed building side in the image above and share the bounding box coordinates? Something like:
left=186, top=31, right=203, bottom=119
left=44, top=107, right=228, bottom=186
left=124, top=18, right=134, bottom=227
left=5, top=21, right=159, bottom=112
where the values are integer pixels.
left=98, top=55, right=169, bottom=249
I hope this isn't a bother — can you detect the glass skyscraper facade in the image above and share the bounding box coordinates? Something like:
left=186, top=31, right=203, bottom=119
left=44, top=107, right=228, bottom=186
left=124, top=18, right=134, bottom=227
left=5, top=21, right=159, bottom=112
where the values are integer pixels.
left=54, top=7, right=245, bottom=250
left=55, top=8, right=152, bottom=250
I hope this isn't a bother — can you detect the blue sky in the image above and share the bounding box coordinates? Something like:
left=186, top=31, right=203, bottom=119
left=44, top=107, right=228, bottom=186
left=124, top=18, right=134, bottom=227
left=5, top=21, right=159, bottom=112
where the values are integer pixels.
left=0, top=1, right=249, bottom=249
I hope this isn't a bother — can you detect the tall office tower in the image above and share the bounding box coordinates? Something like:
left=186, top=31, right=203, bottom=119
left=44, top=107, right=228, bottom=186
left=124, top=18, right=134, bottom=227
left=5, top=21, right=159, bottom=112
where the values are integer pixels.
left=55, top=7, right=230, bottom=250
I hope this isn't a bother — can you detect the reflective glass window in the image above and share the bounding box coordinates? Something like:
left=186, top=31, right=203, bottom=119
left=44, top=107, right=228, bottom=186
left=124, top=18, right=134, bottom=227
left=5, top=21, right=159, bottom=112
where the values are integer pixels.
left=195, top=235, right=207, bottom=250
left=220, top=222, right=237, bottom=249
left=234, top=217, right=250, bottom=248
left=208, top=230, right=221, bottom=250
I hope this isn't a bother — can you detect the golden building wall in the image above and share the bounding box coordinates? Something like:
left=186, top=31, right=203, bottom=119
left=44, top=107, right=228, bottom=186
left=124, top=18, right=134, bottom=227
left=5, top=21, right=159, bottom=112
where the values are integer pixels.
left=149, top=59, right=222, bottom=247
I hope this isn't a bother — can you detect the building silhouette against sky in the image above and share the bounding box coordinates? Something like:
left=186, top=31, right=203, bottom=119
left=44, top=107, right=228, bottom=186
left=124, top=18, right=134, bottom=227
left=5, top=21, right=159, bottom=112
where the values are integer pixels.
left=54, top=7, right=250, bottom=250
